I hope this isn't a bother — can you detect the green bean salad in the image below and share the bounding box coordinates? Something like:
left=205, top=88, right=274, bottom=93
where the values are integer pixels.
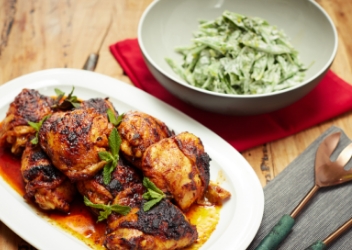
left=165, top=11, right=308, bottom=95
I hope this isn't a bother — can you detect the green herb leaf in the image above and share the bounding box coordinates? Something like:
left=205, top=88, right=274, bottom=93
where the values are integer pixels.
left=54, top=88, right=65, bottom=98
left=109, top=128, right=121, bottom=157
left=27, top=115, right=50, bottom=145
left=30, top=136, right=38, bottom=145
left=107, top=109, right=118, bottom=125
left=116, top=114, right=124, bottom=126
left=52, top=86, right=81, bottom=110
left=143, top=177, right=164, bottom=196
left=107, top=109, right=124, bottom=127
left=98, top=151, right=114, bottom=162
left=99, top=127, right=121, bottom=185
left=143, top=196, right=163, bottom=212
left=67, top=86, right=75, bottom=98
left=27, top=121, right=41, bottom=131
left=83, top=196, right=131, bottom=222
left=103, top=161, right=115, bottom=184
left=142, top=177, right=166, bottom=212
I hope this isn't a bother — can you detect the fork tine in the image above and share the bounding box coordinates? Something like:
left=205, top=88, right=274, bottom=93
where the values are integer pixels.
left=335, top=143, right=352, bottom=169
left=316, top=132, right=341, bottom=164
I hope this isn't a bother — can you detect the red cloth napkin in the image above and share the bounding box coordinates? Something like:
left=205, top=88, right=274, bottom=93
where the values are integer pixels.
left=110, top=39, right=352, bottom=152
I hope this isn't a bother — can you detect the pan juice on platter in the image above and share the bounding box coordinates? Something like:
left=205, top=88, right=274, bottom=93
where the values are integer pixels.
left=0, top=147, right=222, bottom=249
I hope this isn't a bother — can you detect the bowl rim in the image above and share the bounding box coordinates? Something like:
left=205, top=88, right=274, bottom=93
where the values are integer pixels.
left=137, top=0, right=338, bottom=99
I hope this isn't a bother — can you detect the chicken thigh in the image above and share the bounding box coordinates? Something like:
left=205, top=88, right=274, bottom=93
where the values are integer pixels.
left=21, top=143, right=76, bottom=212
left=141, top=132, right=210, bottom=211
left=102, top=157, right=198, bottom=250
left=39, top=108, right=114, bottom=181
left=0, top=89, right=54, bottom=155
left=118, top=111, right=174, bottom=168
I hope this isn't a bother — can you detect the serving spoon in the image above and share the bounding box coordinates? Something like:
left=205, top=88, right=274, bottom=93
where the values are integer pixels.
left=255, top=132, right=352, bottom=250
left=304, top=216, right=352, bottom=250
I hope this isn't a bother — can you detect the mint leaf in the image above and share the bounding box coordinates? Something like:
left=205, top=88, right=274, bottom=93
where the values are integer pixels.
left=142, top=177, right=166, bottom=211
left=67, top=86, right=75, bottom=98
left=143, top=177, right=164, bottom=196
left=143, top=196, right=163, bottom=212
left=98, top=151, right=114, bottom=162
left=116, top=113, right=124, bottom=126
left=107, top=109, right=118, bottom=125
left=109, top=128, right=121, bottom=157
left=98, top=128, right=122, bottom=185
left=52, top=86, right=81, bottom=110
left=54, top=88, right=65, bottom=97
left=83, top=196, right=131, bottom=222
left=107, top=109, right=124, bottom=127
left=27, top=115, right=50, bottom=145
left=27, top=121, right=41, bottom=131
left=30, top=136, right=38, bottom=145
left=103, top=161, right=115, bottom=184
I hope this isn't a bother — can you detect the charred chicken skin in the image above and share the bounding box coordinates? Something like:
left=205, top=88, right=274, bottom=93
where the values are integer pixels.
left=0, top=89, right=54, bottom=155
left=39, top=108, right=114, bottom=181
left=21, top=142, right=76, bottom=212
left=102, top=158, right=197, bottom=250
left=77, top=157, right=144, bottom=207
left=80, top=97, right=118, bottom=116
left=118, top=111, right=174, bottom=168
left=141, top=132, right=210, bottom=211
left=105, top=199, right=198, bottom=250
left=1, top=88, right=225, bottom=250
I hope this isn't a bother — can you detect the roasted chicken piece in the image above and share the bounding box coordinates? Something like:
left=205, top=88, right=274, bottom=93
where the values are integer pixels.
left=80, top=97, right=118, bottom=116
left=118, top=111, right=174, bottom=168
left=205, top=182, right=231, bottom=205
left=0, top=89, right=54, bottom=155
left=39, top=108, right=114, bottom=181
left=105, top=199, right=198, bottom=250
left=21, top=142, right=76, bottom=212
left=77, top=157, right=144, bottom=207
left=141, top=132, right=210, bottom=211
left=101, top=158, right=197, bottom=249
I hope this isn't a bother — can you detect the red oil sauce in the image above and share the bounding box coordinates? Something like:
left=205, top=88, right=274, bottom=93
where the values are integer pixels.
left=0, top=147, right=221, bottom=249
left=0, top=148, right=106, bottom=249
left=0, top=148, right=25, bottom=196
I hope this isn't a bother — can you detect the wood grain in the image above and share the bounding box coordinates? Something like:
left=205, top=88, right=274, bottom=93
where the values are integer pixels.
left=0, top=0, right=351, bottom=249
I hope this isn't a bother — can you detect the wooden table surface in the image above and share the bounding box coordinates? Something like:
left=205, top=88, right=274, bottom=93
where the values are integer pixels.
left=1, top=0, right=351, bottom=249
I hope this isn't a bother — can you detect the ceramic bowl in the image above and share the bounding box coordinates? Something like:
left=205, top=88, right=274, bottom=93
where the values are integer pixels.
left=138, top=0, right=338, bottom=115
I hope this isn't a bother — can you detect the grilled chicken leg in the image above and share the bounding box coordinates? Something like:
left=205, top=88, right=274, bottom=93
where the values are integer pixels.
left=39, top=108, right=114, bottom=181
left=0, top=89, right=54, bottom=155
left=118, top=111, right=174, bottom=168
left=101, top=158, right=197, bottom=249
left=105, top=199, right=198, bottom=250
left=141, top=132, right=210, bottom=211
left=21, top=142, right=76, bottom=212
